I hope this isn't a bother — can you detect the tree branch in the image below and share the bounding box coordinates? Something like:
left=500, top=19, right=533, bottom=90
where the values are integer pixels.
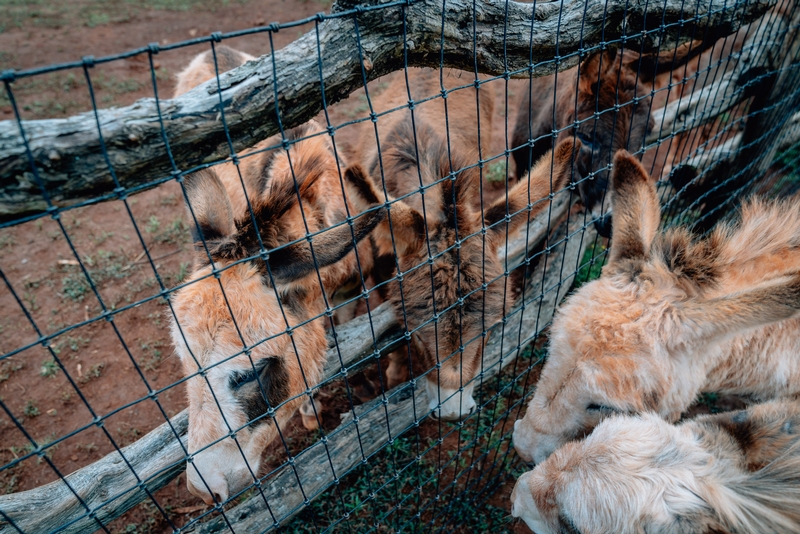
left=0, top=0, right=774, bottom=223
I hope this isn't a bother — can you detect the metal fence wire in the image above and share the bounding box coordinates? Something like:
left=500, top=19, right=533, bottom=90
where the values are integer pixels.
left=1, top=0, right=799, bottom=531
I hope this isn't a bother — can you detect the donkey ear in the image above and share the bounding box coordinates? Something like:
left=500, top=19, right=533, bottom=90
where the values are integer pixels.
left=678, top=273, right=800, bottom=346
left=484, top=138, right=579, bottom=241
left=267, top=206, right=385, bottom=285
left=183, top=168, right=235, bottom=243
left=606, top=150, right=660, bottom=269
left=343, top=164, right=424, bottom=257
left=632, top=39, right=711, bottom=83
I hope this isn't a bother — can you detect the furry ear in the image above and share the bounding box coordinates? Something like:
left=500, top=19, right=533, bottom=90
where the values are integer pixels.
left=677, top=273, right=800, bottom=346
left=605, top=150, right=660, bottom=269
left=267, top=204, right=385, bottom=285
left=632, top=39, right=712, bottom=83
left=579, top=50, right=618, bottom=95
left=440, top=165, right=479, bottom=235
left=343, top=164, right=424, bottom=257
left=183, top=168, right=236, bottom=244
left=484, top=138, right=579, bottom=241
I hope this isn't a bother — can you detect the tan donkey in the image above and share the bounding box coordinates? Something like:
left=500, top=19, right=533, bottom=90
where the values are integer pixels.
left=512, top=400, right=800, bottom=534
left=345, top=116, right=578, bottom=420
left=513, top=150, right=800, bottom=464
left=170, top=121, right=384, bottom=504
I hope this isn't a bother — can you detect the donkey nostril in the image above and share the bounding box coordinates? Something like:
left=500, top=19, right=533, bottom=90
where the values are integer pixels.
left=214, top=492, right=224, bottom=504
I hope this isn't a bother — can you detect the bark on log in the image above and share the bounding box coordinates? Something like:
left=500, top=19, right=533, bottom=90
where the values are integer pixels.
left=647, top=1, right=794, bottom=146
left=664, top=1, right=800, bottom=230
left=0, top=0, right=774, bottom=223
left=0, top=299, right=396, bottom=534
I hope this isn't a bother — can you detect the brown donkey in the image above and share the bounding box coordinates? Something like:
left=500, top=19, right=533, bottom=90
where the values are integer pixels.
left=345, top=114, right=578, bottom=420
left=174, top=47, right=377, bottom=432
left=513, top=149, right=800, bottom=465
left=170, top=122, right=384, bottom=505
left=512, top=400, right=800, bottom=534
left=511, top=43, right=708, bottom=236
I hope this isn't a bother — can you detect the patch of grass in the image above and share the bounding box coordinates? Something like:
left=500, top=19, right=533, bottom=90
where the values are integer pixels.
left=61, top=273, right=90, bottom=302
left=40, top=358, right=59, bottom=378
left=485, top=160, right=508, bottom=183
left=59, top=250, right=129, bottom=301
left=140, top=341, right=163, bottom=372
left=79, top=362, right=105, bottom=384
left=153, top=217, right=190, bottom=245
left=60, top=389, right=73, bottom=404
left=24, top=400, right=40, bottom=418
left=574, top=240, right=607, bottom=288
left=160, top=194, right=178, bottom=207
left=0, top=359, right=24, bottom=382
left=75, top=442, right=98, bottom=454
left=145, top=215, right=161, bottom=234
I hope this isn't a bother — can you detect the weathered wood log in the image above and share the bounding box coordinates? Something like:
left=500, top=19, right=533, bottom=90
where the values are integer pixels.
left=0, top=0, right=774, bottom=223
left=0, top=412, right=189, bottom=534
left=647, top=2, right=793, bottom=146
left=663, top=1, right=800, bottom=230
left=0, top=188, right=567, bottom=533
left=187, top=207, right=596, bottom=534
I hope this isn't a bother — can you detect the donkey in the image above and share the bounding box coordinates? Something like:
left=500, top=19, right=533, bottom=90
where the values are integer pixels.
left=512, top=400, right=800, bottom=534
left=511, top=42, right=709, bottom=236
left=170, top=123, right=384, bottom=505
left=512, top=149, right=800, bottom=465
left=174, top=48, right=380, bottom=432
left=173, top=45, right=255, bottom=98
left=345, top=115, right=578, bottom=420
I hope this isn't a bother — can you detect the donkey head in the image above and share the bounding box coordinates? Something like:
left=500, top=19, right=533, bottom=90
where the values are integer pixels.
left=513, top=150, right=800, bottom=464
left=346, top=118, right=578, bottom=420
left=512, top=413, right=720, bottom=534
left=558, top=49, right=656, bottom=236
left=171, top=129, right=383, bottom=505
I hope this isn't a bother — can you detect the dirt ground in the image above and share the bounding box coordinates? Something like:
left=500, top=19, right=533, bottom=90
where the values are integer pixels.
left=0, top=1, right=770, bottom=533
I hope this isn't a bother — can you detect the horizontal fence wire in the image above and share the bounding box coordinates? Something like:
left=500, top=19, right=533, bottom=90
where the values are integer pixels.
left=1, top=0, right=799, bottom=532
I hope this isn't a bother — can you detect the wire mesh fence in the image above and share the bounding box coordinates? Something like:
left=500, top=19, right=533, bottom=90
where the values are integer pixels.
left=0, top=0, right=799, bottom=531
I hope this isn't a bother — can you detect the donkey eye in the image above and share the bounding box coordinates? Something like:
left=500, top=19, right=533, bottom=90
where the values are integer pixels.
left=229, top=369, right=258, bottom=389
left=587, top=403, right=616, bottom=412
left=228, top=359, right=270, bottom=390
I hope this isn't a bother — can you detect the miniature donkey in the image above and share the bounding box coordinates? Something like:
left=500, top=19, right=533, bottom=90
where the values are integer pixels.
left=174, top=45, right=378, bottom=432
left=512, top=399, right=800, bottom=534
left=511, top=42, right=708, bottom=236
left=346, top=109, right=578, bottom=420
left=513, top=150, right=800, bottom=464
left=171, top=124, right=384, bottom=505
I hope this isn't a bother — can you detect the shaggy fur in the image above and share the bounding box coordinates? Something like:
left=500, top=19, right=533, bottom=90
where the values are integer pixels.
left=346, top=111, right=578, bottom=419
left=173, top=45, right=255, bottom=98
left=172, top=128, right=384, bottom=504
left=512, top=400, right=800, bottom=534
left=513, top=150, right=800, bottom=464
left=511, top=43, right=708, bottom=236
left=172, top=48, right=386, bottom=505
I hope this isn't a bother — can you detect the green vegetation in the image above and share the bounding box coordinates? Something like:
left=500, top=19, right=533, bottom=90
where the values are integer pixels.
left=39, top=358, right=59, bottom=378
left=485, top=160, right=508, bottom=183
left=23, top=400, right=40, bottom=418
left=278, top=342, right=546, bottom=533
left=574, top=240, right=607, bottom=288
